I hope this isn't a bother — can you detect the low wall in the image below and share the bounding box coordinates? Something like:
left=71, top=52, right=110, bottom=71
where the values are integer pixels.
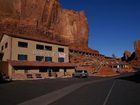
left=11, top=68, right=75, bottom=80
left=11, top=73, right=49, bottom=80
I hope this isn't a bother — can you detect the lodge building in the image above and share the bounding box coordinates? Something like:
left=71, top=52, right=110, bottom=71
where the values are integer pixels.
left=0, top=34, right=75, bottom=80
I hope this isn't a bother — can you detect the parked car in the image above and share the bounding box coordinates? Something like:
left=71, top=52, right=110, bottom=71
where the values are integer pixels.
left=72, top=70, right=88, bottom=78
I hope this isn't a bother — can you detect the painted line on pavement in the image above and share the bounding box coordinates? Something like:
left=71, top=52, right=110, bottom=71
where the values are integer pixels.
left=103, top=80, right=116, bottom=105
left=18, top=78, right=112, bottom=105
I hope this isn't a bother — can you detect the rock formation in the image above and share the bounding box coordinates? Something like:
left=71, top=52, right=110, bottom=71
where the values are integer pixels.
left=134, top=40, right=140, bottom=59
left=134, top=40, right=140, bottom=66
left=122, top=50, right=131, bottom=61
left=121, top=40, right=140, bottom=67
left=0, top=0, right=89, bottom=49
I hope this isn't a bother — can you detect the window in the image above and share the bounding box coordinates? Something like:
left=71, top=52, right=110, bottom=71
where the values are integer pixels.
left=58, top=48, right=64, bottom=52
left=1, top=46, right=4, bottom=51
left=5, top=42, right=8, bottom=48
left=58, top=57, right=64, bottom=62
left=45, top=57, right=52, bottom=62
left=36, top=56, right=44, bottom=61
left=36, top=44, right=44, bottom=50
left=45, top=46, right=52, bottom=51
left=18, top=54, right=28, bottom=61
left=18, top=41, right=28, bottom=48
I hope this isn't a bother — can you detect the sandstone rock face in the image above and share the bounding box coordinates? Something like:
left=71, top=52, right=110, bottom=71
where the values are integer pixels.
left=134, top=40, right=140, bottom=51
left=0, top=0, right=60, bottom=26
left=55, top=9, right=89, bottom=48
left=0, top=0, right=89, bottom=49
left=0, top=0, right=18, bottom=18
left=124, top=40, right=140, bottom=67
left=123, top=50, right=131, bottom=61
left=134, top=40, right=140, bottom=60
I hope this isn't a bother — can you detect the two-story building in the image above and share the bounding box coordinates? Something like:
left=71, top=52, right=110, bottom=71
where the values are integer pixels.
left=0, top=33, right=75, bottom=80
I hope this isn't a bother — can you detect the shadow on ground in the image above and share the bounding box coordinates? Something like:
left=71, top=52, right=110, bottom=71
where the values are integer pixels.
left=0, top=80, right=12, bottom=84
left=117, top=69, right=140, bottom=83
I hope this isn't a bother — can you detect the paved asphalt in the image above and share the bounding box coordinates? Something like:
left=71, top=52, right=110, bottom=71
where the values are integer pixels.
left=0, top=71, right=140, bottom=105
left=50, top=72, right=140, bottom=105
left=0, top=77, right=104, bottom=105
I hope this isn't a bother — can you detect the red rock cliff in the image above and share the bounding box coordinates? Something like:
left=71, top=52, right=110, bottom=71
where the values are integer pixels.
left=134, top=40, right=140, bottom=60
left=54, top=9, right=89, bottom=48
left=0, top=0, right=89, bottom=49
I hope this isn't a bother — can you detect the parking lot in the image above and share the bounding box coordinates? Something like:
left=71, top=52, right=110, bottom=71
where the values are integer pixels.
left=0, top=72, right=140, bottom=105
left=0, top=77, right=103, bottom=105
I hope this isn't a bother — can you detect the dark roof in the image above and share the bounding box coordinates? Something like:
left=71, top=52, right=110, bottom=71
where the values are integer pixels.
left=8, top=60, right=76, bottom=68
left=1, top=33, right=68, bottom=46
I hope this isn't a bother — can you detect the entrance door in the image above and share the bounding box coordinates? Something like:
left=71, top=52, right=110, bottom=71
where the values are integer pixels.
left=39, top=67, right=48, bottom=72
left=39, top=68, right=53, bottom=77
left=48, top=68, right=52, bottom=77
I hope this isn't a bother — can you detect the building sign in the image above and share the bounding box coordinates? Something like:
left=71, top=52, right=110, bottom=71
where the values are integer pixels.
left=59, top=53, right=65, bottom=58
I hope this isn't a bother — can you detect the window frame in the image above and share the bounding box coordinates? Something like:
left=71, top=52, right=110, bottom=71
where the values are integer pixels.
left=58, top=57, right=65, bottom=62
left=45, top=56, right=52, bottom=62
left=18, top=54, right=28, bottom=61
left=58, top=47, right=64, bottom=52
left=5, top=42, right=8, bottom=48
left=36, top=56, right=44, bottom=61
left=36, top=44, right=44, bottom=50
left=18, top=41, right=28, bottom=48
left=1, top=45, right=4, bottom=51
left=45, top=45, right=52, bottom=51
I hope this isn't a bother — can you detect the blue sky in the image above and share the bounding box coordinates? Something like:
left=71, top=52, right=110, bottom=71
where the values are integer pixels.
left=60, top=0, right=140, bottom=57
